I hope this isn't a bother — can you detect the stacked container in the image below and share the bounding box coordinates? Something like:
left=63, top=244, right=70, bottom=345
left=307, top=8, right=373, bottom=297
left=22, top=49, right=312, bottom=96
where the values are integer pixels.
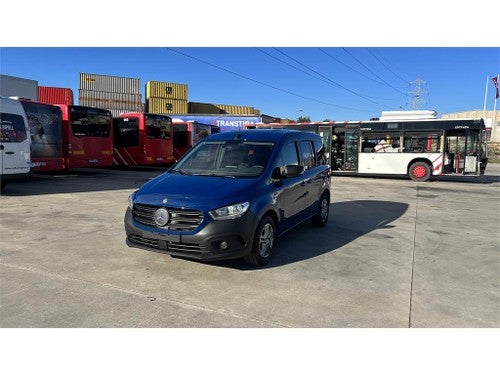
left=188, top=101, right=260, bottom=115
left=146, top=80, right=188, bottom=114
left=38, top=86, right=74, bottom=105
left=78, top=73, right=143, bottom=116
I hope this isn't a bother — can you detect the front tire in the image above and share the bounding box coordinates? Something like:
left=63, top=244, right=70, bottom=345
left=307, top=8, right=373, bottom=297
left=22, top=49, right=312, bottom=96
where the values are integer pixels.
left=409, top=162, right=431, bottom=182
left=312, top=192, right=330, bottom=227
left=244, top=215, right=276, bottom=266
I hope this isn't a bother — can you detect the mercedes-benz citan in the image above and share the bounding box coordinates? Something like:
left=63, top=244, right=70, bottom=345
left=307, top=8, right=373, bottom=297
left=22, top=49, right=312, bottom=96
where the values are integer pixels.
left=125, top=130, right=331, bottom=266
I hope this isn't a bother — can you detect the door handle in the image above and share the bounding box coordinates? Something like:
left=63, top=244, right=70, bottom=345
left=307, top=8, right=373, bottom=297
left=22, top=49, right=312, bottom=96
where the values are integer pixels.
left=5, top=151, right=14, bottom=155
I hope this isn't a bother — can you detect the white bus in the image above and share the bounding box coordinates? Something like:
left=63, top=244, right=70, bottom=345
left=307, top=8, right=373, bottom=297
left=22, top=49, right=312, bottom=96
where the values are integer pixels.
left=1, top=97, right=31, bottom=189
left=249, top=116, right=488, bottom=182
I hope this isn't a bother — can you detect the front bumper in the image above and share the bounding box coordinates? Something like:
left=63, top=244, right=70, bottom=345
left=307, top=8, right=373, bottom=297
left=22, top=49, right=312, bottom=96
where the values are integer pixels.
left=124, top=207, right=260, bottom=261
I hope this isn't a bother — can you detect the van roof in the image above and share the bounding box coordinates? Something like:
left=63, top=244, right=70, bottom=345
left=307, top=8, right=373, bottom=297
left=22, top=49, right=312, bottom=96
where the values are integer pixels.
left=207, top=129, right=319, bottom=142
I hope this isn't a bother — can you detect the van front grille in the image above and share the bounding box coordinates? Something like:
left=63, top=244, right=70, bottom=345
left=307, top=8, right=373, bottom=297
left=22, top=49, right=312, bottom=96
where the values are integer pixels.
left=132, top=204, right=203, bottom=231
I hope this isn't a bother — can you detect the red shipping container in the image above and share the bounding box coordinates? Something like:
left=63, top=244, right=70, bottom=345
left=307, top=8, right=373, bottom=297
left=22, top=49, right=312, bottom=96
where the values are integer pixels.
left=38, top=86, right=74, bottom=105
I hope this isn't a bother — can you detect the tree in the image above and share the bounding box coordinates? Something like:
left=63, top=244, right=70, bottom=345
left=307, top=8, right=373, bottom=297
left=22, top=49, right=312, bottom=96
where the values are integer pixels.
left=297, top=116, right=311, bottom=123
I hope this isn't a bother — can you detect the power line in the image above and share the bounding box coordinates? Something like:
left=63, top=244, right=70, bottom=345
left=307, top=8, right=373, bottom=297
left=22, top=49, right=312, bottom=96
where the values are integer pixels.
left=272, top=48, right=390, bottom=108
left=366, top=48, right=411, bottom=85
left=342, top=48, right=407, bottom=96
left=256, top=48, right=338, bottom=89
left=166, top=47, right=374, bottom=112
left=317, top=48, right=398, bottom=101
left=319, top=48, right=388, bottom=86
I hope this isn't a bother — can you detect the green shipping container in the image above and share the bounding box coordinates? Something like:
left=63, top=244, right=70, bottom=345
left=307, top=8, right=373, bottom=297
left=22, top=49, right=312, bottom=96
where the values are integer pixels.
left=146, top=81, right=188, bottom=100
left=147, top=98, right=188, bottom=114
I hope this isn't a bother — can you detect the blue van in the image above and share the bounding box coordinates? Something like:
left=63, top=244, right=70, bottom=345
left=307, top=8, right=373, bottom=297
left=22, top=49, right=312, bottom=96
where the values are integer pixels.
left=125, top=130, right=331, bottom=266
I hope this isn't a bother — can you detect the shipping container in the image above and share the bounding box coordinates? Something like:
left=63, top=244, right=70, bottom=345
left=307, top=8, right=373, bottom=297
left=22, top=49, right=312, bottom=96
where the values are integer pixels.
left=0, top=74, right=38, bottom=101
left=188, top=101, right=259, bottom=115
left=79, top=73, right=140, bottom=94
left=78, top=89, right=143, bottom=112
left=38, top=86, right=74, bottom=105
left=188, top=102, right=225, bottom=114
left=146, top=81, right=188, bottom=100
left=215, top=103, right=258, bottom=115
left=169, top=114, right=262, bottom=132
left=146, top=98, right=188, bottom=114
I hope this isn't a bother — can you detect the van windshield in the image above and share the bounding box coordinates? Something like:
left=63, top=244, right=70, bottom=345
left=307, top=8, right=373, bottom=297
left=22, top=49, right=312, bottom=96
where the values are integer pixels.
left=172, top=140, right=274, bottom=178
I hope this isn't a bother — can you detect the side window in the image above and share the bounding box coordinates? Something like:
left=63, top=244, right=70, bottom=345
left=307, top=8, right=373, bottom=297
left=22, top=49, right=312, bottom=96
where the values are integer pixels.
left=403, top=132, right=440, bottom=153
left=314, top=138, right=327, bottom=165
left=0, top=113, right=28, bottom=143
left=361, top=132, right=400, bottom=153
left=276, top=141, right=299, bottom=169
left=299, top=140, right=316, bottom=169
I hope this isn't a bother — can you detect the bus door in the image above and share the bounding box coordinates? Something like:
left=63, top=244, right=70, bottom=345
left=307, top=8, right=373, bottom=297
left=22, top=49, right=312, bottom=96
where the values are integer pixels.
left=445, top=129, right=481, bottom=174
left=331, top=126, right=345, bottom=170
left=445, top=130, right=467, bottom=174
left=318, top=126, right=332, bottom=166
left=345, top=126, right=359, bottom=171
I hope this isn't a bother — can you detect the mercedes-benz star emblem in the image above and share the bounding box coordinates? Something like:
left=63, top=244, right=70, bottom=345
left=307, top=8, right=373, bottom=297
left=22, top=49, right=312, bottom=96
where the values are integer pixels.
left=154, top=208, right=170, bottom=227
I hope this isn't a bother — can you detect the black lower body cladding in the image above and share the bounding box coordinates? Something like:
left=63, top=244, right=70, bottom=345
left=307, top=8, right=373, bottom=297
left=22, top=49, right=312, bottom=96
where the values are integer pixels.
left=124, top=208, right=260, bottom=261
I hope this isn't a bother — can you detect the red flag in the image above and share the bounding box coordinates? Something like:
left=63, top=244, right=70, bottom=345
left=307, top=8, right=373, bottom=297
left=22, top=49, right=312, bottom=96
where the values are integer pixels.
left=493, top=77, right=499, bottom=99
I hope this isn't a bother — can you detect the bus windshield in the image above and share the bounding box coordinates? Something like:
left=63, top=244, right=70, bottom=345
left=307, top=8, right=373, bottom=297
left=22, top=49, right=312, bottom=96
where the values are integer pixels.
left=145, top=114, right=171, bottom=139
left=70, top=107, right=111, bottom=137
left=114, top=117, right=139, bottom=147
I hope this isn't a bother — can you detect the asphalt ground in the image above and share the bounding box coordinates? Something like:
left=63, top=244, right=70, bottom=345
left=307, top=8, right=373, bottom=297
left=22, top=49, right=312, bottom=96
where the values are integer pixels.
left=1, top=165, right=499, bottom=328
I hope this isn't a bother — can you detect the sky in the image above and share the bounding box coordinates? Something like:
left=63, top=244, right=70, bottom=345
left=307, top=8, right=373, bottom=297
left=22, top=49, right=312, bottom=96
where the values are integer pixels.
left=1, top=1, right=500, bottom=124
left=1, top=47, right=499, bottom=122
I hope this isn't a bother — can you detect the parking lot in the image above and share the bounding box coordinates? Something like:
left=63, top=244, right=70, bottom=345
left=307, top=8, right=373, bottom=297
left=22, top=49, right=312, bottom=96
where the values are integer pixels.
left=1, top=165, right=499, bottom=328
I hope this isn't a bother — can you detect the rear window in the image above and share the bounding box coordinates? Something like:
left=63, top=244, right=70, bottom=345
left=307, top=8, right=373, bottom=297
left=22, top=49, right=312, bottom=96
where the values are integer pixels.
left=114, top=118, right=139, bottom=148
left=0, top=113, right=28, bottom=143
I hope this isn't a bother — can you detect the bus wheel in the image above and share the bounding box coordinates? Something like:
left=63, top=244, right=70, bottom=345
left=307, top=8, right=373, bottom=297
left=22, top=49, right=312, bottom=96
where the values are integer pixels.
left=409, top=162, right=431, bottom=182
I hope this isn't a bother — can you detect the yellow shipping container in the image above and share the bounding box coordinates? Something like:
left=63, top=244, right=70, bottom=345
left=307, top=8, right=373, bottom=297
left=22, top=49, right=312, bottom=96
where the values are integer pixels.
left=147, top=98, right=188, bottom=114
left=188, top=102, right=260, bottom=115
left=188, top=102, right=224, bottom=114
left=146, top=81, right=188, bottom=100
left=215, top=104, right=256, bottom=115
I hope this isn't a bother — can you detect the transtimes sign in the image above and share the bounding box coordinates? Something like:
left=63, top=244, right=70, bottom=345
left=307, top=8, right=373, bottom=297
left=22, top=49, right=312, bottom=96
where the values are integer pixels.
left=170, top=115, right=262, bottom=132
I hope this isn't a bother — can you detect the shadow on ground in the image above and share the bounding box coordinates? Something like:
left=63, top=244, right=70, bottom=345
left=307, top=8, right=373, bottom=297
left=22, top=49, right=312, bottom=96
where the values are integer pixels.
left=201, top=200, right=409, bottom=270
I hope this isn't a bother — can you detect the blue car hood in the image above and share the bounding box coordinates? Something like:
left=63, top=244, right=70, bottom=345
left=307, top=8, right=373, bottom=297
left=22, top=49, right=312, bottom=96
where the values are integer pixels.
left=134, top=172, right=259, bottom=210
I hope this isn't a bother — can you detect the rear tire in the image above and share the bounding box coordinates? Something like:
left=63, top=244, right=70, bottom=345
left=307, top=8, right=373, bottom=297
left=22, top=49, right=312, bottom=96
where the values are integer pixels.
left=244, top=215, right=276, bottom=266
left=409, top=162, right=431, bottom=182
left=312, top=192, right=330, bottom=227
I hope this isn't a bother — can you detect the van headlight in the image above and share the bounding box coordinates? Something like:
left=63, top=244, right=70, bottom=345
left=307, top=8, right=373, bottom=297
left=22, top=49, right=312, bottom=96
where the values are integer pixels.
left=128, top=191, right=137, bottom=209
left=209, top=202, right=250, bottom=220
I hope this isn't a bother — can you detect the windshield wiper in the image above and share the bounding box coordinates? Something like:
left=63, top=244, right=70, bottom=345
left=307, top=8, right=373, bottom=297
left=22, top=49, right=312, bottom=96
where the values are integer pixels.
left=171, top=169, right=189, bottom=175
left=208, top=173, right=235, bottom=178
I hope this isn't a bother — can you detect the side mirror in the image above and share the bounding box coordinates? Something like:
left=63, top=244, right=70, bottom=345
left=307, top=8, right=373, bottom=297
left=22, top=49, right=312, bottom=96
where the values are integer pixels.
left=283, top=164, right=304, bottom=178
left=271, top=165, right=304, bottom=180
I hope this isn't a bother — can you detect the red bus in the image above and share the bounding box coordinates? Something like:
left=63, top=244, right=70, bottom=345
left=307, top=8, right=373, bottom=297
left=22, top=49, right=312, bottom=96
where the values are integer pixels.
left=20, top=100, right=65, bottom=172
left=113, top=112, right=174, bottom=166
left=56, top=105, right=114, bottom=169
left=172, top=121, right=212, bottom=160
